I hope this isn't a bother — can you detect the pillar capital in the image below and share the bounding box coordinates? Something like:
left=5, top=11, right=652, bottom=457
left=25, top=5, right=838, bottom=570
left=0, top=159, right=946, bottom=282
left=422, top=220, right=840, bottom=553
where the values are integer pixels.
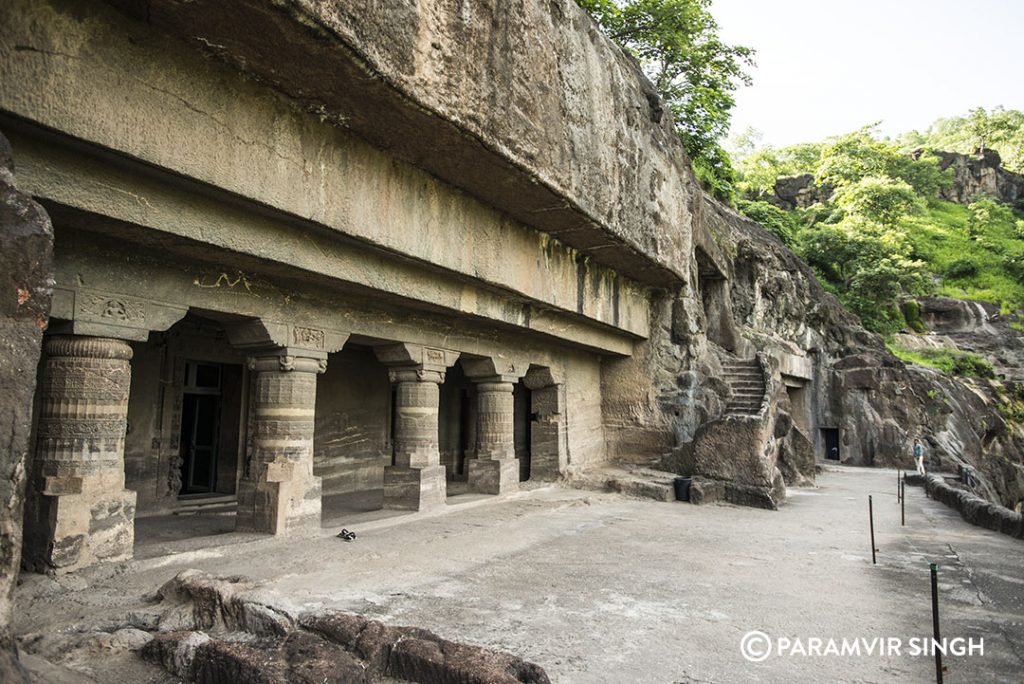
left=461, top=354, right=528, bottom=384
left=374, top=342, right=459, bottom=375
left=227, top=317, right=349, bottom=358
left=247, top=351, right=328, bottom=375
left=44, top=335, right=134, bottom=360
left=388, top=368, right=447, bottom=385
left=48, top=287, right=188, bottom=342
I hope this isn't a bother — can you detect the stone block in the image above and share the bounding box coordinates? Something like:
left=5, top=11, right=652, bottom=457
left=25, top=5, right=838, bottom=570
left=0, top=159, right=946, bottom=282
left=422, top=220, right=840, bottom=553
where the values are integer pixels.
left=530, top=386, right=564, bottom=417
left=42, top=476, right=83, bottom=496
left=383, top=465, right=446, bottom=511
left=265, top=460, right=295, bottom=483
left=843, top=368, right=880, bottom=390
left=468, top=458, right=519, bottom=496
left=689, top=478, right=725, bottom=505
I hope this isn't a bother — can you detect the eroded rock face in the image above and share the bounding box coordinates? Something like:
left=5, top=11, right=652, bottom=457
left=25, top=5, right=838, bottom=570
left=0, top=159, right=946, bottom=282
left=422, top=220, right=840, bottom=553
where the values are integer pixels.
left=637, top=193, right=1024, bottom=511
left=0, top=131, right=54, bottom=683
left=767, top=174, right=831, bottom=210
left=931, top=148, right=1024, bottom=209
left=106, top=0, right=695, bottom=287
left=139, top=570, right=551, bottom=684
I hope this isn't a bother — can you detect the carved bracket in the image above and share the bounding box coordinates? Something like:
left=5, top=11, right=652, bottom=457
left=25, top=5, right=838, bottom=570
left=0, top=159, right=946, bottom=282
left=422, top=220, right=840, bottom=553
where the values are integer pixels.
left=461, top=354, right=530, bottom=384
left=227, top=317, right=349, bottom=357
left=49, top=287, right=188, bottom=342
left=374, top=342, right=460, bottom=374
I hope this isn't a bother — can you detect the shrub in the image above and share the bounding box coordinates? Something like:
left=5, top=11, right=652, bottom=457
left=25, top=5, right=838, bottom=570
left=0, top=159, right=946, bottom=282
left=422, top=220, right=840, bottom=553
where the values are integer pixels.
left=900, top=300, right=928, bottom=333
left=945, top=258, right=980, bottom=279
left=887, top=343, right=995, bottom=379
left=736, top=200, right=796, bottom=244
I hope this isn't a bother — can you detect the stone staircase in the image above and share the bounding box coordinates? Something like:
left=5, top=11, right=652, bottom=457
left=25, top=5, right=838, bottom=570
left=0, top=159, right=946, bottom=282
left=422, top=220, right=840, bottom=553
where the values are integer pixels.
left=722, top=357, right=766, bottom=417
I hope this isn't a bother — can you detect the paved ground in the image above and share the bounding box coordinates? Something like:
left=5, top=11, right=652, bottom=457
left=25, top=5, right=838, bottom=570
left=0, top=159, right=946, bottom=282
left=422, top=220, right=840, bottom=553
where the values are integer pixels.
left=15, top=465, right=1024, bottom=682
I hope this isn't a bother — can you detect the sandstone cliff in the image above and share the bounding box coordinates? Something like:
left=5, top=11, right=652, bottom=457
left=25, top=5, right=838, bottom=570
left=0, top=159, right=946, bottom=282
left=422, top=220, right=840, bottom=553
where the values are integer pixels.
left=640, top=191, right=1024, bottom=512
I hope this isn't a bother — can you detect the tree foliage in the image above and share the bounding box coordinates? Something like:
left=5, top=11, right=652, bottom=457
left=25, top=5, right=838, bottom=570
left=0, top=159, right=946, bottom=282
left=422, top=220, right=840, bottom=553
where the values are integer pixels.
left=798, top=217, right=929, bottom=331
left=576, top=0, right=754, bottom=199
left=731, top=113, right=1024, bottom=332
left=833, top=176, right=922, bottom=227
left=732, top=140, right=822, bottom=198
left=735, top=199, right=795, bottom=245
left=814, top=127, right=949, bottom=197
left=900, top=106, right=1024, bottom=174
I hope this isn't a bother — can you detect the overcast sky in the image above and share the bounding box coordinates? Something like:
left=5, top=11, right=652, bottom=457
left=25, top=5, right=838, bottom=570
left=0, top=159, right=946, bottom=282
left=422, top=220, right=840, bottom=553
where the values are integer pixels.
left=710, top=0, right=1024, bottom=149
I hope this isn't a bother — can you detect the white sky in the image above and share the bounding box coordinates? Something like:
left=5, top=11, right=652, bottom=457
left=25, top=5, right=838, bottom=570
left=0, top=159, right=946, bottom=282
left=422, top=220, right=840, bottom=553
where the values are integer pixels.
left=711, top=0, right=1024, bottom=149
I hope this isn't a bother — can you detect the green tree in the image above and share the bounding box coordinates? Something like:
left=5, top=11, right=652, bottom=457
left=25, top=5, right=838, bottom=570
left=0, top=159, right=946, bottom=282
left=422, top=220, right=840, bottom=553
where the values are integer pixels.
left=968, top=106, right=1015, bottom=153
left=815, top=127, right=949, bottom=198
left=833, top=176, right=922, bottom=227
left=899, top=106, right=1024, bottom=173
left=798, top=217, right=929, bottom=331
left=577, top=0, right=754, bottom=199
left=967, top=196, right=1016, bottom=241
left=736, top=199, right=796, bottom=244
left=733, top=141, right=823, bottom=198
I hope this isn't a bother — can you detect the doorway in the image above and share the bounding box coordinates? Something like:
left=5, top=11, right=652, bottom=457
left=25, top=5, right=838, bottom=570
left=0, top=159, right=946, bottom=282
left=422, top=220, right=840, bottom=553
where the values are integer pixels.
left=178, top=361, right=235, bottom=495
left=514, top=380, right=532, bottom=481
left=822, top=428, right=840, bottom=461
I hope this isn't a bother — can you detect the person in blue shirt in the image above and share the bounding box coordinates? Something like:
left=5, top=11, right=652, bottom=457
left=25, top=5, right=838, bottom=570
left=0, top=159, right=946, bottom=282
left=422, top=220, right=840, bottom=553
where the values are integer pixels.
left=913, top=438, right=925, bottom=475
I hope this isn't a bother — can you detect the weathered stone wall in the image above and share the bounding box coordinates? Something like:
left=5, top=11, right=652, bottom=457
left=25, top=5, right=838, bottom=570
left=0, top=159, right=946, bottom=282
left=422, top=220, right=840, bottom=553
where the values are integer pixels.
left=0, top=131, right=52, bottom=681
left=0, top=0, right=651, bottom=354
left=314, top=347, right=391, bottom=494
left=103, top=0, right=697, bottom=287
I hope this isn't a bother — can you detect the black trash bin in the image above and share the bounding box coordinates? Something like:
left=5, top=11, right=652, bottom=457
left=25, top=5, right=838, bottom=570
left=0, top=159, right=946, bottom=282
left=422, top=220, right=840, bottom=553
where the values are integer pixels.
left=673, top=476, right=693, bottom=502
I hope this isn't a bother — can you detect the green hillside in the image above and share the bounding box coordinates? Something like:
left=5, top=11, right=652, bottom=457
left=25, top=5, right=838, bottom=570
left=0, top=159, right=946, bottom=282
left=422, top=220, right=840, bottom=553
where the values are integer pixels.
left=733, top=112, right=1024, bottom=335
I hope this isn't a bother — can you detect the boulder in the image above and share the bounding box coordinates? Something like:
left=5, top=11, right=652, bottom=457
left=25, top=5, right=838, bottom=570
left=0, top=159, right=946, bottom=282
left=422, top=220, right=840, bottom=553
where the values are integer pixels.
left=0, top=130, right=54, bottom=683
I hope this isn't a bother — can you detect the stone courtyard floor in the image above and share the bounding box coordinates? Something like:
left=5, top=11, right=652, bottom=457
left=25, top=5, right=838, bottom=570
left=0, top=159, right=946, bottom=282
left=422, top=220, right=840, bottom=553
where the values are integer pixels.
left=14, top=465, right=1024, bottom=683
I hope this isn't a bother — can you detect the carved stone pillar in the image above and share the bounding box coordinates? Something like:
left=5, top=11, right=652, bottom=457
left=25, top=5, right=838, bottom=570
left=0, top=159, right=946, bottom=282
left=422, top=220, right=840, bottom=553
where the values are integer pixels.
left=23, top=336, right=137, bottom=572
left=375, top=344, right=459, bottom=511
left=524, top=366, right=568, bottom=480
left=463, top=356, right=527, bottom=495
left=235, top=352, right=325, bottom=535
left=227, top=319, right=347, bottom=535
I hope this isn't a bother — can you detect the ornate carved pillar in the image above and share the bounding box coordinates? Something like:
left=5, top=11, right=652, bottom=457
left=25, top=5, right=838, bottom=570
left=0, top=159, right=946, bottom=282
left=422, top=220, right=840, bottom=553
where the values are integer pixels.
left=463, top=356, right=527, bottom=495
left=374, top=344, right=459, bottom=511
left=227, top=319, right=348, bottom=535
left=235, top=352, right=324, bottom=534
left=23, top=336, right=137, bottom=572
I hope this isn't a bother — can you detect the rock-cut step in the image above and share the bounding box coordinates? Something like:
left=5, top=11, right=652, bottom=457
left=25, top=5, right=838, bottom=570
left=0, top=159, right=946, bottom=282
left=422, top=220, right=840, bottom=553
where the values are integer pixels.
left=721, top=357, right=766, bottom=416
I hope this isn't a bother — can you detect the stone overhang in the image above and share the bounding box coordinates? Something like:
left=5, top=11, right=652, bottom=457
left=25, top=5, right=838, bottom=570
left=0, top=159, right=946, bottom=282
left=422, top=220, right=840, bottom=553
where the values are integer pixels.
left=0, top=0, right=673, bottom=354
left=97, top=0, right=696, bottom=288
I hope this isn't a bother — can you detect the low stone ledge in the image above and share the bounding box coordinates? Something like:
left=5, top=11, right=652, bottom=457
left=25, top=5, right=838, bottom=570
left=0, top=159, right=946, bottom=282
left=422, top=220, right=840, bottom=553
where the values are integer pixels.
left=141, top=571, right=550, bottom=684
left=688, top=478, right=725, bottom=505
left=911, top=474, right=1024, bottom=540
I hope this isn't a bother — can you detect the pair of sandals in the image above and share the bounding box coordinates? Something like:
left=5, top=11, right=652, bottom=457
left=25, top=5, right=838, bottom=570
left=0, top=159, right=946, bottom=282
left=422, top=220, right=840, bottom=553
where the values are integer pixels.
left=337, top=528, right=357, bottom=542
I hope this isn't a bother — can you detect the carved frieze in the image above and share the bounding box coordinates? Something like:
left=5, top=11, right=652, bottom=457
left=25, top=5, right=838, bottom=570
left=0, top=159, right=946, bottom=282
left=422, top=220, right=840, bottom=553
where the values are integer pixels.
left=77, top=292, right=146, bottom=324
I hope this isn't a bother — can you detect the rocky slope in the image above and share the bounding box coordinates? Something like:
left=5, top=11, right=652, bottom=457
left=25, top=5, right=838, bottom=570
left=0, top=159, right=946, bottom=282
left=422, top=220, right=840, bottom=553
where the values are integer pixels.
left=652, top=193, right=1024, bottom=512
left=765, top=147, right=1024, bottom=211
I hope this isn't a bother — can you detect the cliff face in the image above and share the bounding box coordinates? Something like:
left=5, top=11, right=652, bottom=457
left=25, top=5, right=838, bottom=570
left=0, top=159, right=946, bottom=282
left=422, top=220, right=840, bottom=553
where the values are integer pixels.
left=931, top=148, right=1024, bottom=210
left=633, top=192, right=1024, bottom=510
left=0, top=132, right=53, bottom=682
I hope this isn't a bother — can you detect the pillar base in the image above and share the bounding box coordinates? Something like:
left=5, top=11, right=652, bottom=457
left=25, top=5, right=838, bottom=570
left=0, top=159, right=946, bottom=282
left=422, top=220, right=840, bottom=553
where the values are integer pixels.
left=383, top=465, right=447, bottom=511
left=26, top=486, right=136, bottom=573
left=468, top=458, right=520, bottom=495
left=236, top=472, right=322, bottom=535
